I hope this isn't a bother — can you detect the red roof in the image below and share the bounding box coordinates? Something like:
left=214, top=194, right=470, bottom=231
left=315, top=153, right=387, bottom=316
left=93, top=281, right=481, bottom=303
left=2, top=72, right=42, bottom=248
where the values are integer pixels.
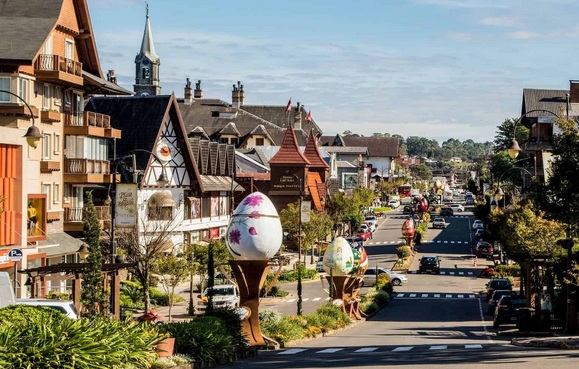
left=269, top=125, right=311, bottom=165
left=303, top=132, right=329, bottom=169
left=308, top=171, right=323, bottom=211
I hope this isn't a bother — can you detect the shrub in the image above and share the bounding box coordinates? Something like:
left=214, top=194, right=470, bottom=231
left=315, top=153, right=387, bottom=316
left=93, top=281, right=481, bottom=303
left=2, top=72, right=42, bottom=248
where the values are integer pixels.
left=305, top=313, right=336, bottom=333
left=205, top=307, right=248, bottom=350
left=277, top=266, right=318, bottom=282
left=360, top=301, right=379, bottom=315
left=480, top=267, right=498, bottom=277
left=396, top=246, right=412, bottom=260
left=377, top=277, right=393, bottom=295
left=314, top=305, right=351, bottom=327
left=495, top=264, right=521, bottom=277
left=260, top=315, right=306, bottom=346
left=373, top=290, right=391, bottom=306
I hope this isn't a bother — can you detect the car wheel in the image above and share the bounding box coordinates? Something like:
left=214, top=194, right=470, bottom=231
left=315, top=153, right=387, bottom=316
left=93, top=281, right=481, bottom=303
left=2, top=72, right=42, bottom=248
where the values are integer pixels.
left=392, top=278, right=401, bottom=286
left=360, top=280, right=365, bottom=287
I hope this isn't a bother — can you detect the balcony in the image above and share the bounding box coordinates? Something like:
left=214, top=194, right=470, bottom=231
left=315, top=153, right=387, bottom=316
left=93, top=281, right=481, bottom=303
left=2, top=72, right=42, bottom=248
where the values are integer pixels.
left=64, top=206, right=110, bottom=232
left=40, top=110, right=61, bottom=123
left=34, top=54, right=83, bottom=86
left=40, top=160, right=61, bottom=173
left=63, top=111, right=120, bottom=139
left=0, top=103, right=39, bottom=118
left=63, top=158, right=112, bottom=183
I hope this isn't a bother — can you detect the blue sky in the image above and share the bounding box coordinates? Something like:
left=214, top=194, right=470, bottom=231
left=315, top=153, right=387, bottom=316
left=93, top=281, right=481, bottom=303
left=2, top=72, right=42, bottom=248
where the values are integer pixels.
left=87, top=0, right=579, bottom=144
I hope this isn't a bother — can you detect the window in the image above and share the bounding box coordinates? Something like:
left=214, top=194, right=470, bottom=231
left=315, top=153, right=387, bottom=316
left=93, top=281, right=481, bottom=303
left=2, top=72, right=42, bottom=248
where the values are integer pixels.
left=255, top=137, right=265, bottom=146
left=142, top=67, right=150, bottom=79
left=42, top=133, right=51, bottom=160
left=43, top=84, right=51, bottom=110
left=53, top=86, right=61, bottom=105
left=219, top=137, right=228, bottom=144
left=42, top=183, right=52, bottom=209
left=53, top=134, right=60, bottom=155
left=65, top=39, right=74, bottom=60
left=53, top=183, right=60, bottom=204
left=18, top=78, right=28, bottom=103
left=43, top=33, right=53, bottom=55
left=0, top=77, right=10, bottom=102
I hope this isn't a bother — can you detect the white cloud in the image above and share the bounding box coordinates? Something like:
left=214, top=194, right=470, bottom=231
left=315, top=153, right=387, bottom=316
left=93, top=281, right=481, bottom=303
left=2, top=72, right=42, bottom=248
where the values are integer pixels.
left=480, top=16, right=521, bottom=28
left=507, top=31, right=541, bottom=39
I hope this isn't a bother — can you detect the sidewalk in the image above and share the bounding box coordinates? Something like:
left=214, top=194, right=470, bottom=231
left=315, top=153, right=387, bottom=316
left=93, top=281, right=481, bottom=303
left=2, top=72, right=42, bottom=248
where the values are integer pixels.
left=511, top=335, right=579, bottom=349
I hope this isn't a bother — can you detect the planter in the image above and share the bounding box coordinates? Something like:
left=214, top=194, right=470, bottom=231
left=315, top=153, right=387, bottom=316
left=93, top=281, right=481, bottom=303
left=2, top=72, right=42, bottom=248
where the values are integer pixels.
left=155, top=337, right=175, bottom=357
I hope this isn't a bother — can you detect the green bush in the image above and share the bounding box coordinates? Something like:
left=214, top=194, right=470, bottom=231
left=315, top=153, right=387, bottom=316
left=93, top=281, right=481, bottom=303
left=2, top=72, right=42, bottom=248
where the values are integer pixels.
left=494, top=264, right=521, bottom=277
left=205, top=307, right=248, bottom=351
left=260, top=315, right=306, bottom=346
left=360, top=301, right=379, bottom=315
left=314, top=305, right=351, bottom=327
left=396, top=246, right=412, bottom=260
left=373, top=290, right=391, bottom=306
left=0, top=305, right=160, bottom=369
left=277, top=266, right=318, bottom=282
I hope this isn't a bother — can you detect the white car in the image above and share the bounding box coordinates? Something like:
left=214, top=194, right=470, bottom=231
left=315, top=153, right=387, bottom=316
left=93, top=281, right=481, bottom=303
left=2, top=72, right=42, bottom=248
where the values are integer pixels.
left=16, top=298, right=79, bottom=320
left=388, top=200, right=400, bottom=209
left=197, top=284, right=239, bottom=312
left=362, top=267, right=408, bottom=286
left=450, top=203, right=464, bottom=212
left=364, top=221, right=376, bottom=233
left=472, top=220, right=484, bottom=230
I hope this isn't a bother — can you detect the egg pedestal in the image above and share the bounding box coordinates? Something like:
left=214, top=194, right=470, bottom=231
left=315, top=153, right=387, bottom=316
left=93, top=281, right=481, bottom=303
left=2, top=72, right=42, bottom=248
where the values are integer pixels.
left=326, top=275, right=363, bottom=320
left=225, top=192, right=283, bottom=347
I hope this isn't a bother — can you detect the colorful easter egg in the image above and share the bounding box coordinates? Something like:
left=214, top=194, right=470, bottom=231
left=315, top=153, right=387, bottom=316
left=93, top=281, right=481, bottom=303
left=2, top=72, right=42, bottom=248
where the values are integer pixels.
left=401, top=218, right=415, bottom=238
left=225, top=192, right=282, bottom=260
left=351, top=245, right=368, bottom=275
left=322, top=237, right=354, bottom=275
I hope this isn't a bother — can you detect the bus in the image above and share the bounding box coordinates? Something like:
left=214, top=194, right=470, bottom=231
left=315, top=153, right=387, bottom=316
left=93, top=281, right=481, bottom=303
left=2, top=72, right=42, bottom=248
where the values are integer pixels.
left=398, top=184, right=412, bottom=197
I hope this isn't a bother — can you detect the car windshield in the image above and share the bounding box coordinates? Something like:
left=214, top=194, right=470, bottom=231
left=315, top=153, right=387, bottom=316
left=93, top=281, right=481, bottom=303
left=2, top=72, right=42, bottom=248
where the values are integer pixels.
left=434, top=217, right=444, bottom=222
left=490, top=280, right=511, bottom=289
left=421, top=257, right=438, bottom=264
left=501, top=298, right=526, bottom=307
left=204, top=287, right=235, bottom=297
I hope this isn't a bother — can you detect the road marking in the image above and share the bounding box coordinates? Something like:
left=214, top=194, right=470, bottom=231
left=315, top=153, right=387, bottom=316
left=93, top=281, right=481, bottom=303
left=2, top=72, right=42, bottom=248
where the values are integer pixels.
left=434, top=294, right=441, bottom=298
left=451, top=241, right=455, bottom=244
left=478, top=297, right=495, bottom=344
left=444, top=241, right=448, bottom=243
left=313, top=297, right=321, bottom=301
left=302, top=298, right=310, bottom=302
left=397, top=294, right=405, bottom=297
left=465, top=344, right=483, bottom=349
left=325, top=297, right=331, bottom=301
left=421, top=294, right=429, bottom=297
left=430, top=345, right=447, bottom=350
left=355, top=347, right=379, bottom=352
left=437, top=240, right=442, bottom=243
left=409, top=294, right=417, bottom=297
left=279, top=349, right=307, bottom=355
left=459, top=272, right=464, bottom=275
left=449, top=272, right=455, bottom=275
left=440, top=271, right=446, bottom=275
left=469, top=294, right=476, bottom=298
left=468, top=272, right=473, bottom=275
left=446, top=294, right=453, bottom=298
left=392, top=346, right=414, bottom=351
left=458, top=294, right=464, bottom=298
left=317, top=348, right=344, bottom=353
left=287, top=299, right=296, bottom=303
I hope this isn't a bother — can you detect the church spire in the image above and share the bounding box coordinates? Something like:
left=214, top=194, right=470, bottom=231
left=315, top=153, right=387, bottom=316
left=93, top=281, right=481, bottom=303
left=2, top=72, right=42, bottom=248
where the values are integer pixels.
left=134, top=2, right=161, bottom=96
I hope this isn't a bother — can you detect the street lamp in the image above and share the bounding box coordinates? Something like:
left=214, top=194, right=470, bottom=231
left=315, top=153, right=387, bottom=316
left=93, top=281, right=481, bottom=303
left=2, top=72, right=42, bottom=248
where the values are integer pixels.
left=77, top=243, right=90, bottom=262
left=0, top=89, right=43, bottom=148
left=508, top=109, right=560, bottom=160
left=495, top=168, right=532, bottom=207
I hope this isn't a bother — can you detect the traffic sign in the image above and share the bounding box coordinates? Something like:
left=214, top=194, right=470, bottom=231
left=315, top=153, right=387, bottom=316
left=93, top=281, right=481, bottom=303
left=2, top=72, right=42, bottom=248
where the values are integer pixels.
left=8, top=248, right=23, bottom=262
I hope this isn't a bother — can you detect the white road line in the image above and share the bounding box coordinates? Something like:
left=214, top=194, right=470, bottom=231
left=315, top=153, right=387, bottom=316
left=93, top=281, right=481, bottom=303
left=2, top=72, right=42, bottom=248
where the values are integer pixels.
left=458, top=294, right=464, bottom=298
left=421, top=294, right=429, bottom=297
left=355, top=347, right=379, bottom=353
left=279, top=348, right=307, bottom=355
left=317, top=348, right=344, bottom=354
left=459, top=272, right=464, bottom=275
left=430, top=345, right=447, bottom=350
left=440, top=271, right=446, bottom=275
left=478, top=297, right=495, bottom=344
left=444, top=241, right=448, bottom=243
left=468, top=272, right=473, bottom=275
left=397, top=294, right=405, bottom=297
left=392, top=346, right=414, bottom=352
left=286, top=299, right=296, bottom=303
left=451, top=241, right=455, bottom=244
left=469, top=294, right=476, bottom=298
left=434, top=294, right=441, bottom=298
left=313, top=297, right=321, bottom=301
left=437, top=240, right=442, bottom=243
left=465, top=344, right=483, bottom=349
left=409, top=294, right=417, bottom=297
left=325, top=297, right=331, bottom=301
left=302, top=298, right=310, bottom=302
left=446, top=294, right=452, bottom=298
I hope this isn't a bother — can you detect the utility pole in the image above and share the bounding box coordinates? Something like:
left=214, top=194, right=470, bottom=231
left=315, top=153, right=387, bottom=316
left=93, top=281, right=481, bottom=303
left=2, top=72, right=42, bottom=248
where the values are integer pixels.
left=297, top=177, right=303, bottom=316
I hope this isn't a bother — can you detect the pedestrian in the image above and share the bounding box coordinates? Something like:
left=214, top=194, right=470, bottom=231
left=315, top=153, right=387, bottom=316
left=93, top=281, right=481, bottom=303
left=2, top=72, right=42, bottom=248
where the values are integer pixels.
left=473, top=256, right=478, bottom=267
left=541, top=294, right=553, bottom=312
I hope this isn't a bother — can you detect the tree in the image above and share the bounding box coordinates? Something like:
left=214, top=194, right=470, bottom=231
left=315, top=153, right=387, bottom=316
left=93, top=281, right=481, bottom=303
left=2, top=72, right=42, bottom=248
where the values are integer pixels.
left=191, top=239, right=232, bottom=293
left=151, top=253, right=191, bottom=321
left=410, top=163, right=432, bottom=181
left=280, top=202, right=333, bottom=259
left=494, top=118, right=529, bottom=152
left=81, top=191, right=106, bottom=317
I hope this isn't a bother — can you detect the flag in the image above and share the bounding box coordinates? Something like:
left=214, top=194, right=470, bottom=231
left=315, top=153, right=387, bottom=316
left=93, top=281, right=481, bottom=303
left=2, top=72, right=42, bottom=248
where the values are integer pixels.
left=286, top=98, right=292, bottom=112
left=306, top=110, right=312, bottom=122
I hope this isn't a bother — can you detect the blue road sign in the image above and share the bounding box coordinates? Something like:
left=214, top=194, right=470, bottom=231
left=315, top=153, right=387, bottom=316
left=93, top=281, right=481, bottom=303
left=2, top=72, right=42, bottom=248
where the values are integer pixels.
left=8, top=248, right=23, bottom=262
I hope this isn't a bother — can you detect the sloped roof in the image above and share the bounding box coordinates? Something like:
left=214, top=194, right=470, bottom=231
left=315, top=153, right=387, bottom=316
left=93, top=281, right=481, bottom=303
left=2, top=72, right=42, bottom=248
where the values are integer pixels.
left=269, top=126, right=311, bottom=165
left=520, top=88, right=579, bottom=121
left=220, top=122, right=241, bottom=136
left=341, top=136, right=399, bottom=158
left=319, top=134, right=346, bottom=147
left=308, top=171, right=323, bottom=211
left=322, top=146, right=368, bottom=154
left=235, top=151, right=270, bottom=174
left=303, top=132, right=329, bottom=169
left=83, top=71, right=133, bottom=96
left=189, top=126, right=210, bottom=140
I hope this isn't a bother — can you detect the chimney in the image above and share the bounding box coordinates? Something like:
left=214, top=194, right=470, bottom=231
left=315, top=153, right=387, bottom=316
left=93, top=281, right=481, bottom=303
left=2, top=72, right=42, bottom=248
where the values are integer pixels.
left=107, top=70, right=117, bottom=84
left=232, top=81, right=244, bottom=108
left=184, top=78, right=193, bottom=104
left=294, top=102, right=302, bottom=130
left=570, top=80, right=579, bottom=103
left=194, top=80, right=203, bottom=99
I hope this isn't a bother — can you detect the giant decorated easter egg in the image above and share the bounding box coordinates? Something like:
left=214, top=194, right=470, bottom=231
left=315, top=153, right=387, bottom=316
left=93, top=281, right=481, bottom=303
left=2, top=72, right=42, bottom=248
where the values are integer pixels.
left=225, top=192, right=283, bottom=260
left=322, top=237, right=354, bottom=275
left=351, top=245, right=368, bottom=275
left=402, top=218, right=415, bottom=238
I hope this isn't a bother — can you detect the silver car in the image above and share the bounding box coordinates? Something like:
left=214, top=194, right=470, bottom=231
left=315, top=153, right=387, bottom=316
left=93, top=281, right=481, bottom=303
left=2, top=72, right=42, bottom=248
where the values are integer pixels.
left=362, top=268, right=408, bottom=286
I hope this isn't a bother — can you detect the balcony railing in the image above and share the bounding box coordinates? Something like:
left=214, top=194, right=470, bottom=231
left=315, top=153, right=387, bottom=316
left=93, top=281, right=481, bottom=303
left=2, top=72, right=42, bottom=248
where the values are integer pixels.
left=64, top=206, right=110, bottom=222
left=35, top=54, right=82, bottom=77
left=64, top=159, right=110, bottom=175
left=64, top=111, right=111, bottom=128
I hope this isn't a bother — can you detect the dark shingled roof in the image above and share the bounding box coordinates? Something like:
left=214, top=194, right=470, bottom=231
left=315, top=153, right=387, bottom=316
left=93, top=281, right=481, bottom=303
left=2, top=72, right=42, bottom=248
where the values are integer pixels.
left=521, top=88, right=568, bottom=120
left=219, top=122, right=241, bottom=136
left=341, top=136, right=399, bottom=158
left=269, top=126, right=311, bottom=165
left=303, top=132, right=329, bottom=169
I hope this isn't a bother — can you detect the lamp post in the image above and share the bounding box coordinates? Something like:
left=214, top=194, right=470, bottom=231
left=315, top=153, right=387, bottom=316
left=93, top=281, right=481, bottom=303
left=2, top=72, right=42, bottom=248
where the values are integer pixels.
left=297, top=176, right=303, bottom=316
left=0, top=89, right=43, bottom=148
left=495, top=167, right=532, bottom=207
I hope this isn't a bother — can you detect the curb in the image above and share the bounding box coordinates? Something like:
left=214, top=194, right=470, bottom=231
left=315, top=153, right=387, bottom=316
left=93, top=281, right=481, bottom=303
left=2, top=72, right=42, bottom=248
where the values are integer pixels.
left=511, top=336, right=579, bottom=349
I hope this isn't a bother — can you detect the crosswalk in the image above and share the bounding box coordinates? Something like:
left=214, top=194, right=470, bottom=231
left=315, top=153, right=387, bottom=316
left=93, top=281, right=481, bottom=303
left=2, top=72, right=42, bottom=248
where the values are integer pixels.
left=390, top=215, right=470, bottom=219
left=395, top=293, right=478, bottom=299
left=277, top=344, right=486, bottom=355
left=408, top=270, right=474, bottom=275
left=365, top=239, right=474, bottom=245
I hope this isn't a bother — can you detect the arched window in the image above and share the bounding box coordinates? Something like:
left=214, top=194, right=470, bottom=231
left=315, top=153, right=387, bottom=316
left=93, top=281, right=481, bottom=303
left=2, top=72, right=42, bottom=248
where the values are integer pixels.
left=147, top=192, right=175, bottom=220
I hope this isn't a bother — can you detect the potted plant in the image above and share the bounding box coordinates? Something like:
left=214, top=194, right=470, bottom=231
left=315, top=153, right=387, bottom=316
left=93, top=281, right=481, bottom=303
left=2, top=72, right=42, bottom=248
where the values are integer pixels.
left=115, top=248, right=127, bottom=263
left=155, top=333, right=175, bottom=357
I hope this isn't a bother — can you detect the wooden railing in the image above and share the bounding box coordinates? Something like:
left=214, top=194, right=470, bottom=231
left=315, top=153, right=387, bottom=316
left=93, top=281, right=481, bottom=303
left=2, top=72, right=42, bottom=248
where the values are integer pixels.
left=64, top=159, right=110, bottom=175
left=35, top=54, right=82, bottom=77
left=64, top=206, right=110, bottom=222
left=64, top=111, right=111, bottom=128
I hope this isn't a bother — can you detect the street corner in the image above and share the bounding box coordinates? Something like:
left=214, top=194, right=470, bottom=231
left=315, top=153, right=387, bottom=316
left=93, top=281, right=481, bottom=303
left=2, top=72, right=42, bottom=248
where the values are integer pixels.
left=510, top=336, right=579, bottom=349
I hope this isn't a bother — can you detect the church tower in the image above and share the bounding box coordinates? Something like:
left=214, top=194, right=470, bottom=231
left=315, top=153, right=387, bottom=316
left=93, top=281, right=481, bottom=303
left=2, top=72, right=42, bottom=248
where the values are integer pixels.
left=134, top=3, right=161, bottom=96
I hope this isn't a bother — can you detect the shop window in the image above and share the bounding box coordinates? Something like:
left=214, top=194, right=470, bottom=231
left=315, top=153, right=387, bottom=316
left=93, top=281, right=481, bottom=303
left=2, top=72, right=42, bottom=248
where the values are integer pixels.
left=27, top=195, right=47, bottom=241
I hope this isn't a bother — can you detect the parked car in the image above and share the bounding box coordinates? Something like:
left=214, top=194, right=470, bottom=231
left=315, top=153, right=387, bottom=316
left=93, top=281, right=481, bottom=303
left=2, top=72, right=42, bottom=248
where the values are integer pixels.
left=474, top=241, right=494, bottom=258
left=362, top=267, right=408, bottom=286
left=16, top=298, right=79, bottom=320
left=0, top=272, right=15, bottom=309
left=466, top=196, right=475, bottom=205
left=364, top=215, right=378, bottom=229
left=364, top=221, right=376, bottom=233
left=432, top=217, right=446, bottom=229
left=418, top=255, right=441, bottom=274
left=473, top=228, right=484, bottom=240
left=316, top=256, right=324, bottom=272
left=486, top=278, right=513, bottom=301
left=472, top=219, right=484, bottom=230
left=450, top=203, right=464, bottom=212
left=388, top=199, right=400, bottom=209
left=345, top=236, right=364, bottom=248
left=357, top=228, right=371, bottom=241
left=488, top=290, right=520, bottom=315
left=197, top=284, right=240, bottom=312
left=493, top=295, right=527, bottom=328
left=440, top=207, right=454, bottom=216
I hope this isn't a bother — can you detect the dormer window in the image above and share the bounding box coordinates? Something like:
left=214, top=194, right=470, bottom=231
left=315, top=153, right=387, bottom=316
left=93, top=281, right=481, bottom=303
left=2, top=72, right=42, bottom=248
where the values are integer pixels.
left=255, top=137, right=265, bottom=146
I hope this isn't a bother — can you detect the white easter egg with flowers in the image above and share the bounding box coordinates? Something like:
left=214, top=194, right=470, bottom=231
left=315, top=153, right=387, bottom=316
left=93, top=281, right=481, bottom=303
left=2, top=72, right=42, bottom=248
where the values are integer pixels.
left=322, top=237, right=354, bottom=275
left=225, top=192, right=283, bottom=260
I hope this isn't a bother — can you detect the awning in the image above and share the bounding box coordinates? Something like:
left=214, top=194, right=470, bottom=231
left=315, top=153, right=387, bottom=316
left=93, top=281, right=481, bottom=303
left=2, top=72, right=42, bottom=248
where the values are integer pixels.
left=148, top=191, right=176, bottom=207
left=82, top=71, right=134, bottom=96
left=199, top=175, right=243, bottom=192
left=36, top=232, right=83, bottom=256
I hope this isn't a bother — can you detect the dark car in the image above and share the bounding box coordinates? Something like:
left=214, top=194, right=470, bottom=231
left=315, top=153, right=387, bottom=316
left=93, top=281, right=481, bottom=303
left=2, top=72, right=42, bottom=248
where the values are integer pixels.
left=475, top=241, right=493, bottom=258
left=488, top=290, right=519, bottom=315
left=403, top=205, right=413, bottom=214
left=493, top=295, right=527, bottom=328
left=440, top=207, right=454, bottom=216
left=419, top=256, right=441, bottom=274
left=486, top=278, right=513, bottom=301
